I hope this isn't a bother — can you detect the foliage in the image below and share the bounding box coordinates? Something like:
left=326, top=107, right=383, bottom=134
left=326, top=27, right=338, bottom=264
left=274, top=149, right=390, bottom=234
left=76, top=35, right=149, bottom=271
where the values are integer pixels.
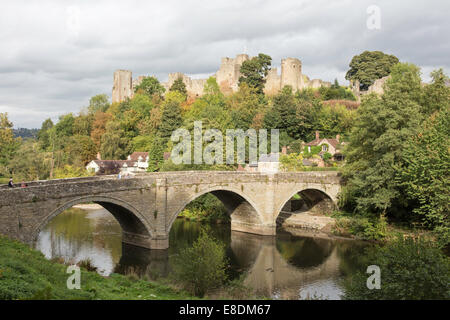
left=398, top=108, right=450, bottom=246
left=169, top=77, right=188, bottom=98
left=0, top=113, right=21, bottom=172
left=345, top=50, right=399, bottom=91
left=180, top=193, right=228, bottom=223
left=280, top=153, right=304, bottom=171
left=238, top=53, right=272, bottom=95
left=100, top=121, right=130, bottom=160
left=7, top=140, right=50, bottom=181
left=88, top=94, right=110, bottom=114
left=134, top=76, right=166, bottom=98
left=172, top=228, right=228, bottom=297
left=319, top=80, right=356, bottom=101
left=333, top=214, right=388, bottom=240
left=342, top=237, right=450, bottom=300
left=53, top=165, right=94, bottom=179
left=342, top=63, right=424, bottom=216
left=159, top=100, right=183, bottom=141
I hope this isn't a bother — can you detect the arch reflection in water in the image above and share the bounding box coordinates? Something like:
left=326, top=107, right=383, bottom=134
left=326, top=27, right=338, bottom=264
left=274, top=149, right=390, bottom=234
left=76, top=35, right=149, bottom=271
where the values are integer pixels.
left=36, top=206, right=367, bottom=299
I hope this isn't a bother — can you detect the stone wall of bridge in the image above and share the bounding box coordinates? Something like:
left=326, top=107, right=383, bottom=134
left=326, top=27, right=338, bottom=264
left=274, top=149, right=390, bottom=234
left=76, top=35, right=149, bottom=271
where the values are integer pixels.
left=0, top=171, right=341, bottom=250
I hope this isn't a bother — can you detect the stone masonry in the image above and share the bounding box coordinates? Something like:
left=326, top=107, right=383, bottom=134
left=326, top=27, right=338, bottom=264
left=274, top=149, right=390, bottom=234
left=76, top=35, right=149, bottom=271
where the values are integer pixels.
left=0, top=171, right=341, bottom=250
left=112, top=54, right=332, bottom=103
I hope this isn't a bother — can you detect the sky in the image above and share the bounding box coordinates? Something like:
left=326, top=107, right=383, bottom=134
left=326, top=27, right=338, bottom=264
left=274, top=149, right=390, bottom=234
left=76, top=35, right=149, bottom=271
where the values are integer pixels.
left=0, top=0, right=449, bottom=128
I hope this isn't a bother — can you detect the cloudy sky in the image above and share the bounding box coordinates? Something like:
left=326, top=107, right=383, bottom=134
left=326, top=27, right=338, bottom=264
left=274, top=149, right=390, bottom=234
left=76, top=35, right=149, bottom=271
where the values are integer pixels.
left=1, top=0, right=449, bottom=128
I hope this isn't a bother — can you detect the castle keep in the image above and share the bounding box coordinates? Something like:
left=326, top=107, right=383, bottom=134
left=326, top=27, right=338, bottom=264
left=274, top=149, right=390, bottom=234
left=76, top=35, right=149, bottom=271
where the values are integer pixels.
left=112, top=54, right=331, bottom=103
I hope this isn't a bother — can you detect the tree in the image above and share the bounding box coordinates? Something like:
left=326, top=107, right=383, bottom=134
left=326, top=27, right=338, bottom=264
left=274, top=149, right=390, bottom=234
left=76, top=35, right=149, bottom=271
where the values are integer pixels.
left=159, top=100, right=183, bottom=141
left=422, top=68, right=450, bottom=115
left=345, top=51, right=399, bottom=91
left=343, top=237, right=450, bottom=300
left=37, top=118, right=54, bottom=150
left=169, top=77, right=187, bottom=98
left=342, top=63, right=424, bottom=216
left=399, top=108, right=450, bottom=245
left=90, top=111, right=112, bottom=148
left=172, top=228, right=228, bottom=297
left=88, top=94, right=110, bottom=114
left=8, top=140, right=49, bottom=181
left=134, top=76, right=165, bottom=98
left=64, top=135, right=98, bottom=167
left=263, top=86, right=302, bottom=140
left=239, top=53, right=272, bottom=95
left=0, top=113, right=21, bottom=172
left=100, top=121, right=130, bottom=159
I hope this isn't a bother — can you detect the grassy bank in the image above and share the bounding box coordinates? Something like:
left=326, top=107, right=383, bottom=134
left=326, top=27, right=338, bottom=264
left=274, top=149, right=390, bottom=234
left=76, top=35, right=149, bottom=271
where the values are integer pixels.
left=0, top=235, right=195, bottom=300
left=329, top=211, right=438, bottom=244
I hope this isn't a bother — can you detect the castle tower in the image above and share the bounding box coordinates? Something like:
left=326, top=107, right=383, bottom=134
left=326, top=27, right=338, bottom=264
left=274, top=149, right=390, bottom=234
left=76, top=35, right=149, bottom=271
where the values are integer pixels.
left=216, top=54, right=249, bottom=94
left=112, top=70, right=133, bottom=103
left=280, top=58, right=303, bottom=92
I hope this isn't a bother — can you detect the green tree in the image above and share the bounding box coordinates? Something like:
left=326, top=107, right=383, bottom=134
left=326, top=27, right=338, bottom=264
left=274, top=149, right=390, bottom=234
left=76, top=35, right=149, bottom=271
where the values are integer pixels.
left=263, top=86, right=302, bottom=140
left=345, top=51, right=399, bottom=91
left=239, top=53, right=272, bottom=95
left=88, top=94, right=110, bottom=114
left=399, top=108, right=450, bottom=245
left=8, top=140, right=49, bottom=181
left=64, top=135, right=98, bottom=167
left=134, top=76, right=165, bottom=98
left=343, top=237, right=450, bottom=300
left=169, top=77, right=187, bottom=98
left=159, top=100, right=183, bottom=141
left=0, top=113, right=21, bottom=172
left=37, top=118, right=54, bottom=150
left=172, top=229, right=228, bottom=297
left=422, top=68, right=450, bottom=115
left=342, top=63, right=424, bottom=216
left=100, top=121, right=130, bottom=159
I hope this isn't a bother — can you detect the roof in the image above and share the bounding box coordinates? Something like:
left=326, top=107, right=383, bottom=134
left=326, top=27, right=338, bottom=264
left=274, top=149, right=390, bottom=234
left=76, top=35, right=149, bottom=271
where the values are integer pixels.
left=89, top=160, right=136, bottom=170
left=259, top=153, right=279, bottom=162
left=128, top=152, right=149, bottom=161
left=305, top=138, right=340, bottom=149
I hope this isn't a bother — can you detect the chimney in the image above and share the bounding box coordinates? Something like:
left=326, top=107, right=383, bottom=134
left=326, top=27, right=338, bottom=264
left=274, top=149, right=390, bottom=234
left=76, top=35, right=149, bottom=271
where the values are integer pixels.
left=336, top=134, right=340, bottom=142
left=315, top=131, right=320, bottom=140
left=96, top=152, right=101, bottom=160
left=282, top=146, right=287, bottom=155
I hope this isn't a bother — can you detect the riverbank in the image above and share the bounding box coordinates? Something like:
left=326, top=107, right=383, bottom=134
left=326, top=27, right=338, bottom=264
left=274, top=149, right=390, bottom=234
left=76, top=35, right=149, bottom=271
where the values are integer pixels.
left=0, top=235, right=196, bottom=300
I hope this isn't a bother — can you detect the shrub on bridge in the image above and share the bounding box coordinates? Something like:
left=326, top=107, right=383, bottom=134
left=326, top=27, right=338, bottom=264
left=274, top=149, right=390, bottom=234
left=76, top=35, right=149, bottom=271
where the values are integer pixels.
left=172, top=228, right=228, bottom=297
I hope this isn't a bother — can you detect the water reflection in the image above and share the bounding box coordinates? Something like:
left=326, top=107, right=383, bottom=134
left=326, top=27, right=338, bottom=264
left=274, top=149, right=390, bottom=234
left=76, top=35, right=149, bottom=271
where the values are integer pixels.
left=36, top=206, right=368, bottom=299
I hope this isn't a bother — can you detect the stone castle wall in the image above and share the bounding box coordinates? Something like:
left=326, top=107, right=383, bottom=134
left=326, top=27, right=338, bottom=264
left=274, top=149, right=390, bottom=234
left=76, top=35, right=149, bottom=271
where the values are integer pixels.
left=112, top=54, right=331, bottom=103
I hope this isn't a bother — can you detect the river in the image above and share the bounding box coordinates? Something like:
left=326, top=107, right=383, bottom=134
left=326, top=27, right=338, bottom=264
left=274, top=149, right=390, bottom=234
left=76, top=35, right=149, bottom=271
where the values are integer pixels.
left=36, top=206, right=369, bottom=300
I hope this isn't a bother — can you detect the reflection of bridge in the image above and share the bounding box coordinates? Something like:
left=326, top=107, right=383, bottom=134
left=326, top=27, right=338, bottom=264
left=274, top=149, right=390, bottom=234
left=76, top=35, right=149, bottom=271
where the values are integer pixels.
left=0, top=171, right=341, bottom=249
left=231, top=232, right=340, bottom=299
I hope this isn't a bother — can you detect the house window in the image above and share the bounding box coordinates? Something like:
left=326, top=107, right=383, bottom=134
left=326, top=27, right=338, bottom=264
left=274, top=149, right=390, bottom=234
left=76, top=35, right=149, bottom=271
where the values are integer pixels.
left=322, top=144, right=328, bottom=152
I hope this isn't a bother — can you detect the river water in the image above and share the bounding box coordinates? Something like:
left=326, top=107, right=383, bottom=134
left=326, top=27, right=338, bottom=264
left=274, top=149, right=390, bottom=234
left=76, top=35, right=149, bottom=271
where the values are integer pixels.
left=36, top=206, right=369, bottom=300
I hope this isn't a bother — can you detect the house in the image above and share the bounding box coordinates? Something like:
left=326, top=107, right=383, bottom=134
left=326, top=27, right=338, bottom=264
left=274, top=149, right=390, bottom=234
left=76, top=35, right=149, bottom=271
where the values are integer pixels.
left=305, top=131, right=345, bottom=161
left=257, top=153, right=280, bottom=173
left=86, top=152, right=150, bottom=175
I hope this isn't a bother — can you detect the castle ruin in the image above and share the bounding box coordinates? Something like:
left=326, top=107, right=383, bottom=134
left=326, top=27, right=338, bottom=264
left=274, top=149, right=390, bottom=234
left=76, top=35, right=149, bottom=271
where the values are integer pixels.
left=112, top=54, right=331, bottom=103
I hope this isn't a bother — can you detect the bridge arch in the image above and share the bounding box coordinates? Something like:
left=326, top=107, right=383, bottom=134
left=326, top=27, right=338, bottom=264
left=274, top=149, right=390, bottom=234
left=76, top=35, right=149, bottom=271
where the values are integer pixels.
left=275, top=186, right=337, bottom=224
left=167, top=186, right=264, bottom=233
left=32, top=195, right=154, bottom=248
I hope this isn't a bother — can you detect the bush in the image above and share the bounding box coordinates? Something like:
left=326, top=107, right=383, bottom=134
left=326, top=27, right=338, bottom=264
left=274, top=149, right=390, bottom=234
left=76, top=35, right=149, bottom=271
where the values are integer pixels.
left=172, top=229, right=228, bottom=297
left=342, top=237, right=450, bottom=300
left=333, top=214, right=387, bottom=240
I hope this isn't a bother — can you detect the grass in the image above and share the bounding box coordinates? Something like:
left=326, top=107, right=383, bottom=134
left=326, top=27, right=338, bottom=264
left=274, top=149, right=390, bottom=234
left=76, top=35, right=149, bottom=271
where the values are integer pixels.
left=0, top=235, right=196, bottom=300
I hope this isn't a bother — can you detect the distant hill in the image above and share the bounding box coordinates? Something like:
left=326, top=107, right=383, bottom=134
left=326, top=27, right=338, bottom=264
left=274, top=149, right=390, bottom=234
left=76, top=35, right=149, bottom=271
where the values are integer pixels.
left=13, top=128, right=39, bottom=139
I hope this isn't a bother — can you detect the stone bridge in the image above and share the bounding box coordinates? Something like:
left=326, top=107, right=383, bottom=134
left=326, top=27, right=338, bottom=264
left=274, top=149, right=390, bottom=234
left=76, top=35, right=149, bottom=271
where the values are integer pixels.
left=0, top=171, right=341, bottom=250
